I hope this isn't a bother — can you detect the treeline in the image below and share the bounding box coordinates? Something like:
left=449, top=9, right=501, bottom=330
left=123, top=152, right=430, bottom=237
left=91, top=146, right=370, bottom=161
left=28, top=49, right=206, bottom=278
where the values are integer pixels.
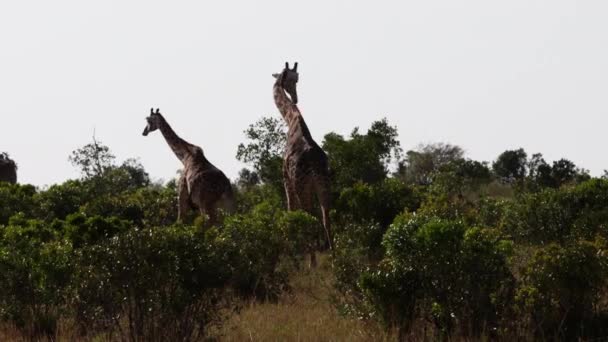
left=1, top=116, right=607, bottom=340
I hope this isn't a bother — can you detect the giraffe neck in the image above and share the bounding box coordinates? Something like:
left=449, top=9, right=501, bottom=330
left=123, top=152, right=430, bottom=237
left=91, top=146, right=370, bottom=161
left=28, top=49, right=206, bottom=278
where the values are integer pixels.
left=273, top=79, right=300, bottom=126
left=156, top=114, right=192, bottom=163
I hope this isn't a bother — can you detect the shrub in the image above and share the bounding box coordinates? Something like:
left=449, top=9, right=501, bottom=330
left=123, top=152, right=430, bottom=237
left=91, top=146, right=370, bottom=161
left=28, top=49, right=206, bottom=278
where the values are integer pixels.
left=335, top=178, right=420, bottom=229
left=214, top=202, right=290, bottom=299
left=359, top=215, right=514, bottom=338
left=0, top=223, right=72, bottom=339
left=515, top=239, right=608, bottom=340
left=0, top=183, right=37, bottom=225
left=278, top=210, right=319, bottom=258
left=72, top=225, right=231, bottom=341
left=63, top=213, right=130, bottom=248
left=503, top=179, right=608, bottom=244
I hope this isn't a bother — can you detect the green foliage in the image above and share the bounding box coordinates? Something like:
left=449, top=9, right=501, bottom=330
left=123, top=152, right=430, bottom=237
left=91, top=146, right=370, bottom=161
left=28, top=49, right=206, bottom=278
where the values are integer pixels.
left=399, top=143, right=464, bottom=185
left=503, top=179, right=608, bottom=243
left=236, top=116, right=286, bottom=191
left=34, top=180, right=90, bottom=221
left=336, top=178, right=420, bottom=229
left=214, top=202, right=291, bottom=299
left=69, top=137, right=116, bottom=178
left=515, top=240, right=608, bottom=339
left=63, top=213, right=130, bottom=248
left=493, top=148, right=527, bottom=184
left=323, top=118, right=401, bottom=189
left=0, top=222, right=72, bottom=339
left=527, top=153, right=590, bottom=190
left=278, top=210, right=319, bottom=256
left=358, top=215, right=514, bottom=337
left=72, top=225, right=231, bottom=340
left=0, top=182, right=37, bottom=225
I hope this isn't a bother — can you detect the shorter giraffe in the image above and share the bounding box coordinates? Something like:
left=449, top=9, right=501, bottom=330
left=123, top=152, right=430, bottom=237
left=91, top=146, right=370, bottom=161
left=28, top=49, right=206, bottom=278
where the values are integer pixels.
left=142, top=108, right=234, bottom=225
left=273, top=62, right=333, bottom=266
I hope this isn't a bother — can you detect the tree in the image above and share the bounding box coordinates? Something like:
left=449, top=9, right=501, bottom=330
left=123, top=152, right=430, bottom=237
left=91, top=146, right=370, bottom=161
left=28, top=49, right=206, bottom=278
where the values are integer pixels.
left=236, top=117, right=286, bottom=191
left=528, top=154, right=589, bottom=189
left=550, top=158, right=577, bottom=187
left=603, top=170, right=608, bottom=179
left=399, top=143, right=464, bottom=185
left=69, top=137, right=115, bottom=178
left=492, top=148, right=527, bottom=184
left=323, top=118, right=401, bottom=189
left=236, top=168, right=260, bottom=189
left=0, top=152, right=17, bottom=184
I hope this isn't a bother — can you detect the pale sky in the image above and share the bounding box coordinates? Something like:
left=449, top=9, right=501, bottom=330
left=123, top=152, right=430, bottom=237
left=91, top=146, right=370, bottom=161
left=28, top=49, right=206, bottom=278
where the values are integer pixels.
left=1, top=1, right=607, bottom=186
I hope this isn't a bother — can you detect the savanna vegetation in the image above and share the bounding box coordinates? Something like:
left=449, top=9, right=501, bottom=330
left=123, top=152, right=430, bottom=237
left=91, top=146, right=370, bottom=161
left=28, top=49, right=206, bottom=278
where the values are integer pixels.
left=1, top=116, right=607, bottom=341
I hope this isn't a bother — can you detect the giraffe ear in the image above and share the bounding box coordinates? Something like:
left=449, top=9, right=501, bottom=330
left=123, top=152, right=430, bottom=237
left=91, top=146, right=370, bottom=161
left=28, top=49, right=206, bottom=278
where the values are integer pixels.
left=272, top=73, right=281, bottom=79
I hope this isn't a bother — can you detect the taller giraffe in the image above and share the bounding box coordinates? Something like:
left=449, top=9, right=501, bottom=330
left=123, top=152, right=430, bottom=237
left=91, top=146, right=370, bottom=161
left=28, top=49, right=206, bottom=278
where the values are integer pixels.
left=142, top=108, right=234, bottom=226
left=273, top=62, right=333, bottom=264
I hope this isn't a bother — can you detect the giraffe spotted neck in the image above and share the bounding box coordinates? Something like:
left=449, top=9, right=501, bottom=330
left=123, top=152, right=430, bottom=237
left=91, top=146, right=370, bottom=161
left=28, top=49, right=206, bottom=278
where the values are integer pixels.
left=273, top=76, right=301, bottom=126
left=155, top=114, right=193, bottom=163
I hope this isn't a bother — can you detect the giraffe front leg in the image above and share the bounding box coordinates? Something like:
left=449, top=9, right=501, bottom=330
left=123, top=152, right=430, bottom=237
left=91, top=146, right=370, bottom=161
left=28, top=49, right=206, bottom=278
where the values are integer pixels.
left=284, top=169, right=299, bottom=211
left=315, top=177, right=333, bottom=251
left=177, top=174, right=190, bottom=223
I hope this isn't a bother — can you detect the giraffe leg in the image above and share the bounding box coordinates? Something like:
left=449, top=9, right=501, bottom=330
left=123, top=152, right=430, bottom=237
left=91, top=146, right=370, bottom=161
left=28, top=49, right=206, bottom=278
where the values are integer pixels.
left=205, top=203, right=217, bottom=228
left=296, top=178, right=317, bottom=268
left=315, top=176, right=333, bottom=251
left=284, top=165, right=299, bottom=211
left=177, top=174, right=190, bottom=223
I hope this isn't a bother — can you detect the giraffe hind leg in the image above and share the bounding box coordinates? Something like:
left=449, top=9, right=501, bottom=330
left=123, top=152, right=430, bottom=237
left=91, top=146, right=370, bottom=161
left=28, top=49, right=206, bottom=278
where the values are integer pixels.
left=314, top=175, right=333, bottom=251
left=177, top=174, right=191, bottom=223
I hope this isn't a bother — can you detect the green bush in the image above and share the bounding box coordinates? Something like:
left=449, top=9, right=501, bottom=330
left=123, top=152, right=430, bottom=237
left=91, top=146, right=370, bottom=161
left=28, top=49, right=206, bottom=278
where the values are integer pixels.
left=278, top=210, right=319, bottom=257
left=359, top=215, right=514, bottom=338
left=72, top=225, right=231, bottom=341
left=63, top=213, right=130, bottom=248
left=0, top=182, right=37, bottom=225
left=214, top=202, right=290, bottom=299
left=336, top=178, right=420, bottom=229
left=515, top=239, right=608, bottom=340
left=34, top=180, right=90, bottom=221
left=0, top=223, right=72, bottom=339
left=503, top=179, right=608, bottom=244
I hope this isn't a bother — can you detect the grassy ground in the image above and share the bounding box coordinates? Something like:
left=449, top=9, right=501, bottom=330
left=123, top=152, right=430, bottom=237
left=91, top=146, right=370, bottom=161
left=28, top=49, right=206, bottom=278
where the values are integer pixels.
left=216, top=253, right=396, bottom=342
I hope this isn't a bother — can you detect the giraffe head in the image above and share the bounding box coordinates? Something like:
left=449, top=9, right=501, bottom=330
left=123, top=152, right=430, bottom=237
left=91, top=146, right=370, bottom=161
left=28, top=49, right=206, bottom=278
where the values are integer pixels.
left=273, top=62, right=299, bottom=104
left=142, top=108, right=162, bottom=136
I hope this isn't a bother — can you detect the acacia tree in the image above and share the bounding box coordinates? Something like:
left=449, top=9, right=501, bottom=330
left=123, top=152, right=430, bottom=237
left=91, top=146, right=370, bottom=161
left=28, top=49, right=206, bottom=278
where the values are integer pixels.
left=69, top=136, right=115, bottom=178
left=399, top=143, right=464, bottom=185
left=235, top=116, right=286, bottom=192
left=492, top=148, right=527, bottom=184
left=323, top=118, right=401, bottom=190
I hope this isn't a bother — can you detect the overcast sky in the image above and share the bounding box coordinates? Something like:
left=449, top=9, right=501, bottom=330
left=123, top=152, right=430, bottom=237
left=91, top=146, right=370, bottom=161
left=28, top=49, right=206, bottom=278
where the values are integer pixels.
left=1, top=1, right=607, bottom=186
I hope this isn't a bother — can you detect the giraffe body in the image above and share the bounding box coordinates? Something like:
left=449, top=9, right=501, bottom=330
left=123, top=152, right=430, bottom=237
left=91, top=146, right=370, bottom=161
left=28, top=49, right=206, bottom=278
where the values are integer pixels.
left=273, top=63, right=333, bottom=264
left=143, top=109, right=234, bottom=226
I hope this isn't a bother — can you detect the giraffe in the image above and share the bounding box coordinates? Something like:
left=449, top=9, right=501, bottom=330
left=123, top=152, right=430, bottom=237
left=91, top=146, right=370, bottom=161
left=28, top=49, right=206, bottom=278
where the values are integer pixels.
left=272, top=62, right=333, bottom=266
left=142, top=108, right=234, bottom=226
left=0, top=153, right=17, bottom=184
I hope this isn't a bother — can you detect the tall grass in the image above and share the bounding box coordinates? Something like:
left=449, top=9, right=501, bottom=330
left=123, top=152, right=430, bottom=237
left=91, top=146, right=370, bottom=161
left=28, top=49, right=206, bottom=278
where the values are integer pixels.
left=216, top=254, right=396, bottom=342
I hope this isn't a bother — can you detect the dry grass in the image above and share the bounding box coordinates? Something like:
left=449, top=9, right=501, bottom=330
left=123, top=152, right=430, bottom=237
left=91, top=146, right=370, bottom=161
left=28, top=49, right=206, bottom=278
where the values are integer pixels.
left=215, top=254, right=396, bottom=342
